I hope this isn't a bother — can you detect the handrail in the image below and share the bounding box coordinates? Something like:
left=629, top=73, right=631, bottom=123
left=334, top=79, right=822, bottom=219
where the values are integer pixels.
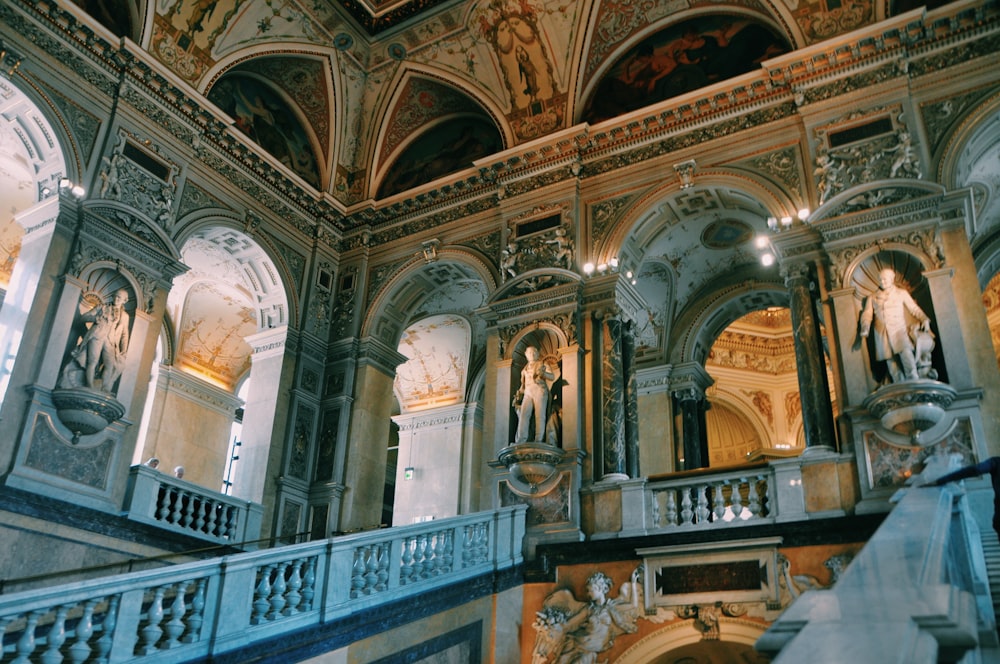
left=0, top=506, right=526, bottom=663
left=758, top=482, right=994, bottom=661
left=0, top=532, right=312, bottom=595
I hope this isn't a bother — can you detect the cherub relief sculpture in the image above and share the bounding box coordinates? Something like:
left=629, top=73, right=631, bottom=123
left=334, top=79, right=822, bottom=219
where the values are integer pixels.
left=532, top=568, right=672, bottom=663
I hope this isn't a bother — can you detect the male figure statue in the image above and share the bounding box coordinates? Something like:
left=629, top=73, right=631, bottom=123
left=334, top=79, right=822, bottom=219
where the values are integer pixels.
left=67, top=288, right=131, bottom=392
left=859, top=268, right=931, bottom=383
left=513, top=346, right=553, bottom=443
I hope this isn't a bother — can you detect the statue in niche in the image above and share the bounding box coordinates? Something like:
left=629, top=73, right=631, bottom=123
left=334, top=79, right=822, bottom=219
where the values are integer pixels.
left=532, top=568, right=671, bottom=663
left=60, top=288, right=132, bottom=394
left=859, top=267, right=935, bottom=384
left=513, top=346, right=554, bottom=444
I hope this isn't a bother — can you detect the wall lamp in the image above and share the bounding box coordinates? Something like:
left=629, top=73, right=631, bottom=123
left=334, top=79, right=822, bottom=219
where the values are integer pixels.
left=59, top=178, right=86, bottom=200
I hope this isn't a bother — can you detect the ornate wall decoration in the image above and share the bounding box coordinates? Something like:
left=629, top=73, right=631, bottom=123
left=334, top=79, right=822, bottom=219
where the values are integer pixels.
left=36, top=80, right=101, bottom=163
left=784, top=391, right=802, bottom=428
left=865, top=418, right=973, bottom=489
left=813, top=108, right=921, bottom=205
left=315, top=409, right=340, bottom=482
left=741, top=389, right=774, bottom=427
left=176, top=181, right=230, bottom=220
left=589, top=194, right=633, bottom=251
left=288, top=405, right=315, bottom=481
left=793, top=0, right=872, bottom=43
left=921, top=89, right=990, bottom=154
left=741, top=147, right=801, bottom=194
left=500, top=473, right=570, bottom=526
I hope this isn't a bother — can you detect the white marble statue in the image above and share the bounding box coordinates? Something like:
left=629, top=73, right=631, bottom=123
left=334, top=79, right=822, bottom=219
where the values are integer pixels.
left=61, top=288, right=131, bottom=393
left=513, top=346, right=554, bottom=443
left=859, top=267, right=933, bottom=383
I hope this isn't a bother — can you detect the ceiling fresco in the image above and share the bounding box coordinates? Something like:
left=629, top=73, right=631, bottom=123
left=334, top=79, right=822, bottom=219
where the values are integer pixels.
left=394, top=314, right=471, bottom=412
left=581, top=16, right=790, bottom=123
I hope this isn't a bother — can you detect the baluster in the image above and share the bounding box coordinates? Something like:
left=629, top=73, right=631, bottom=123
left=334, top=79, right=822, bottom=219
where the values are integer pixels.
left=138, top=586, right=166, bottom=655
left=413, top=535, right=427, bottom=580
left=748, top=476, right=762, bottom=518
left=205, top=504, right=219, bottom=537
left=157, top=487, right=172, bottom=522
left=300, top=558, right=317, bottom=611
left=361, top=546, right=378, bottom=593
left=731, top=479, right=744, bottom=520
left=252, top=564, right=274, bottom=624
left=169, top=489, right=183, bottom=524
left=350, top=548, right=367, bottom=597
left=695, top=484, right=710, bottom=524
left=665, top=490, right=678, bottom=526
left=163, top=581, right=189, bottom=648
left=181, top=492, right=195, bottom=529
left=399, top=538, right=415, bottom=585
left=41, top=603, right=70, bottom=664
left=95, top=595, right=118, bottom=664
left=195, top=499, right=207, bottom=533
left=40, top=607, right=66, bottom=664
left=13, top=610, right=43, bottom=664
left=268, top=562, right=288, bottom=619
left=68, top=599, right=97, bottom=664
left=431, top=531, right=443, bottom=576
left=651, top=491, right=661, bottom=527
left=284, top=560, right=303, bottom=615
left=680, top=488, right=694, bottom=525
left=461, top=527, right=473, bottom=567
left=712, top=482, right=727, bottom=522
left=440, top=530, right=453, bottom=572
left=375, top=544, right=390, bottom=591
left=183, top=578, right=207, bottom=643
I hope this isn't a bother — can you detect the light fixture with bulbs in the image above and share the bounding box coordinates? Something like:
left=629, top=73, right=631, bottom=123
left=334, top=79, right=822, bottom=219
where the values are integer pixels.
left=583, top=262, right=595, bottom=276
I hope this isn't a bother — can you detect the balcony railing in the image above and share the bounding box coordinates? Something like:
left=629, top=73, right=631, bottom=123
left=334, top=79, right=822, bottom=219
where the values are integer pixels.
left=620, top=460, right=807, bottom=536
left=123, top=465, right=263, bottom=545
left=0, top=505, right=526, bottom=663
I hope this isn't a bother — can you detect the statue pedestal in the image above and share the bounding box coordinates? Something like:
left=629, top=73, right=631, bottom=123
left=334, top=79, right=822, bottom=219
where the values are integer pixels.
left=497, top=442, right=565, bottom=490
left=51, top=387, right=126, bottom=444
left=862, top=380, right=958, bottom=445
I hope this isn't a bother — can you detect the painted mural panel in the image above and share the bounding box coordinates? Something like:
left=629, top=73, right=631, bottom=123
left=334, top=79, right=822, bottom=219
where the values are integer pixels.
left=176, top=281, right=256, bottom=390
left=208, top=74, right=321, bottom=188
left=377, top=118, right=501, bottom=198
left=582, top=16, right=790, bottom=123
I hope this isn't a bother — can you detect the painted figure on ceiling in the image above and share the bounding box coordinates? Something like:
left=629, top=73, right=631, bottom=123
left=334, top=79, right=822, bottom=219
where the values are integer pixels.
left=583, top=16, right=789, bottom=123
left=477, top=0, right=557, bottom=110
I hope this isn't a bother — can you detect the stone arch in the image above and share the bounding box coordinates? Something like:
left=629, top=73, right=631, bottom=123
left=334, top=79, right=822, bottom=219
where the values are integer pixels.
left=597, top=172, right=794, bottom=275
left=670, top=277, right=790, bottom=367
left=707, top=385, right=773, bottom=456
left=173, top=216, right=297, bottom=332
left=362, top=248, right=497, bottom=350
left=616, top=618, right=769, bottom=664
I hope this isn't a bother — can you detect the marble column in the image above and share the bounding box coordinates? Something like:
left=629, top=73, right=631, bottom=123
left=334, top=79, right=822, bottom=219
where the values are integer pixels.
left=783, top=262, right=836, bottom=453
left=600, top=314, right=628, bottom=481
left=674, top=387, right=707, bottom=470
left=670, top=362, right=713, bottom=470
left=622, top=321, right=639, bottom=478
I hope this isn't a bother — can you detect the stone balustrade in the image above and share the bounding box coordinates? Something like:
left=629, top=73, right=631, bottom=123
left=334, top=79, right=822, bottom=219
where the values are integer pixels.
left=123, top=465, right=264, bottom=545
left=620, top=461, right=807, bottom=536
left=0, top=505, right=526, bottom=662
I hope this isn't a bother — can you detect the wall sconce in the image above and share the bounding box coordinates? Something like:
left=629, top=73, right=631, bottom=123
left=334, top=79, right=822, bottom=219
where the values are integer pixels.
left=797, top=208, right=810, bottom=221
left=596, top=263, right=608, bottom=275
left=609, top=257, right=619, bottom=271
left=404, top=467, right=415, bottom=480
left=761, top=253, right=775, bottom=267
left=59, top=178, right=86, bottom=200
left=583, top=262, right=595, bottom=276
left=780, top=216, right=793, bottom=229
left=755, top=235, right=769, bottom=249
left=767, top=217, right=778, bottom=231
